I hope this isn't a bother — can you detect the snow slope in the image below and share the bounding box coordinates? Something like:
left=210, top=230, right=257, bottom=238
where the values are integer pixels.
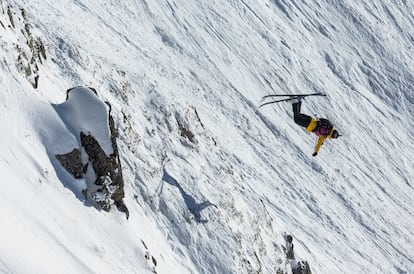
left=1, top=0, right=413, bottom=273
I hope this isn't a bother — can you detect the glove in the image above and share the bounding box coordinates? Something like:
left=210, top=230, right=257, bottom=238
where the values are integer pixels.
left=312, top=152, right=317, bottom=157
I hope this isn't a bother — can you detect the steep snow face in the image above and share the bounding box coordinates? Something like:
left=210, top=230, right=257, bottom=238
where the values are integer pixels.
left=2, top=0, right=414, bottom=273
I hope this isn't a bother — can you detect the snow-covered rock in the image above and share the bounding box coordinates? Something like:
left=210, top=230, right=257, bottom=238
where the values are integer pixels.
left=54, top=87, right=128, bottom=218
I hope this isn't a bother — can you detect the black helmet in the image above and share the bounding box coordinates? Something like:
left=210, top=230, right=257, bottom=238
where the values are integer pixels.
left=331, top=129, right=340, bottom=139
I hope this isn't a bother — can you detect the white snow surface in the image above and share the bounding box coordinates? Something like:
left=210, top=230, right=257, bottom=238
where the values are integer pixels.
left=1, top=0, right=413, bottom=273
left=55, top=87, right=114, bottom=156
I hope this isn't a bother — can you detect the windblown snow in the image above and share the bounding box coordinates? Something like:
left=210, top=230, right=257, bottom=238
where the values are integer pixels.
left=1, top=0, right=413, bottom=273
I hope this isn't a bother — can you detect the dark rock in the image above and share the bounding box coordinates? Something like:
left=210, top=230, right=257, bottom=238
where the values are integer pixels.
left=292, top=261, right=312, bottom=274
left=178, top=124, right=195, bottom=142
left=283, top=234, right=313, bottom=274
left=55, top=149, right=83, bottom=178
left=115, top=200, right=130, bottom=219
left=80, top=129, right=128, bottom=217
left=79, top=97, right=128, bottom=219
left=80, top=132, right=111, bottom=177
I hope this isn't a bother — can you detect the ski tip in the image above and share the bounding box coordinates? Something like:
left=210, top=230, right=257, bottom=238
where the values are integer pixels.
left=254, top=106, right=262, bottom=113
left=257, top=102, right=268, bottom=109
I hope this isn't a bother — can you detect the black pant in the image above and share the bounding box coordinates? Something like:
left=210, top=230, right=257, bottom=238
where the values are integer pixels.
left=292, top=102, right=311, bottom=128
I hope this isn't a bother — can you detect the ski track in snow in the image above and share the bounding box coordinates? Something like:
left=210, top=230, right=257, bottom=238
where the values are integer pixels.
left=2, top=0, right=414, bottom=273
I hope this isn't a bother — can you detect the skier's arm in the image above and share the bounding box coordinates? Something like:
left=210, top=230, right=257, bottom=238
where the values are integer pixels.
left=312, top=136, right=325, bottom=156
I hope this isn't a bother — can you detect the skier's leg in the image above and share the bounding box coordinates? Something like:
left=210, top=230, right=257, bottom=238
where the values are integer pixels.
left=292, top=101, right=302, bottom=115
left=292, top=102, right=312, bottom=128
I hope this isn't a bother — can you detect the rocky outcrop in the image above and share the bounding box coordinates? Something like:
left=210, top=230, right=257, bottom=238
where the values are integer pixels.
left=1, top=2, right=46, bottom=88
left=80, top=131, right=128, bottom=218
left=279, top=234, right=312, bottom=274
left=54, top=87, right=129, bottom=219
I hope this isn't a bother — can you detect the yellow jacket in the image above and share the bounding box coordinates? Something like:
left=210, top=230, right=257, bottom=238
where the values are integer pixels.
left=306, top=118, right=336, bottom=155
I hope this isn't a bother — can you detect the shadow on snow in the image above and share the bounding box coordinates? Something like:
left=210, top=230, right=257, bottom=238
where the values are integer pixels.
left=161, top=168, right=216, bottom=224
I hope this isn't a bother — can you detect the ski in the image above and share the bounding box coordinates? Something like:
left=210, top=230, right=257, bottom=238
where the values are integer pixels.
left=258, top=96, right=301, bottom=108
left=262, top=92, right=326, bottom=100
left=258, top=93, right=326, bottom=108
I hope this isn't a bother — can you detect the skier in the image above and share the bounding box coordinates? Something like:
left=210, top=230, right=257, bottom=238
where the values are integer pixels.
left=292, top=98, right=340, bottom=156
